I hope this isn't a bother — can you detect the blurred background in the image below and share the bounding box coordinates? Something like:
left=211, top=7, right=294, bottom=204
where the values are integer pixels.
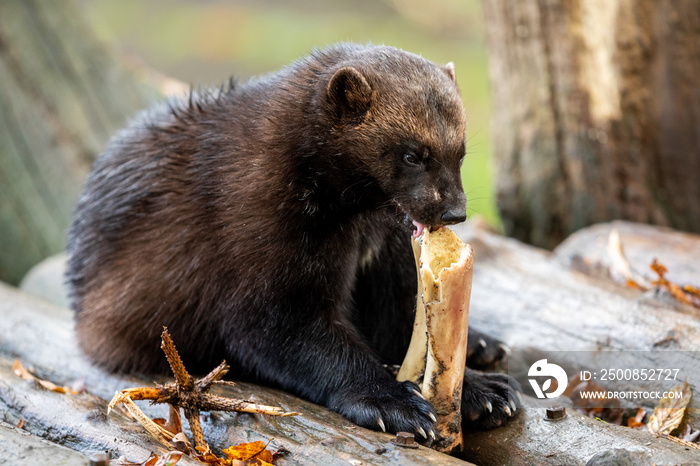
left=7, top=0, right=695, bottom=288
left=1, top=0, right=498, bottom=287
left=83, top=0, right=499, bottom=225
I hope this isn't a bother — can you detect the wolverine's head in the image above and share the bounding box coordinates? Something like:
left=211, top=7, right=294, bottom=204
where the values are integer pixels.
left=319, top=45, right=467, bottom=233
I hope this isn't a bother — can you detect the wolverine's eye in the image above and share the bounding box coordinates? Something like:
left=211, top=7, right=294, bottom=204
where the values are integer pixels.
left=403, top=152, right=420, bottom=166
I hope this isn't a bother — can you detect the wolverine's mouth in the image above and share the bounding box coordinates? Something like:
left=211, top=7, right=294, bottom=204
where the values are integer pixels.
left=412, top=220, right=427, bottom=238
left=411, top=220, right=447, bottom=238
left=396, top=203, right=441, bottom=238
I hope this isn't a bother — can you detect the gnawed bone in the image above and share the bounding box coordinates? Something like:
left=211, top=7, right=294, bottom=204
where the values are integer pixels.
left=397, top=227, right=473, bottom=454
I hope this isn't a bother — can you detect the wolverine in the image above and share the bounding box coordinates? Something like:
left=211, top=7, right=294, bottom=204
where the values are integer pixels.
left=66, top=43, right=521, bottom=439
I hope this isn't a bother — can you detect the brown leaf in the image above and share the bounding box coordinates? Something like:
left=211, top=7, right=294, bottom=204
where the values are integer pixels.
left=682, top=285, right=700, bottom=307
left=650, top=258, right=668, bottom=280
left=143, top=453, right=159, bottom=466
left=153, top=404, right=183, bottom=436
left=625, top=279, right=645, bottom=290
left=561, top=373, right=581, bottom=398
left=13, top=360, right=76, bottom=394
left=683, top=284, right=700, bottom=298
left=627, top=407, right=646, bottom=429
left=647, top=381, right=692, bottom=435
left=195, top=450, right=239, bottom=466
left=224, top=440, right=275, bottom=465
left=648, top=259, right=700, bottom=308
left=154, top=451, right=183, bottom=466
left=667, top=282, right=693, bottom=306
left=108, top=391, right=175, bottom=449
left=567, top=378, right=623, bottom=425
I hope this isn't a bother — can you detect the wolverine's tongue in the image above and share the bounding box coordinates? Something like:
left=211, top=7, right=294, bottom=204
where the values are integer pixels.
left=412, top=220, right=427, bottom=238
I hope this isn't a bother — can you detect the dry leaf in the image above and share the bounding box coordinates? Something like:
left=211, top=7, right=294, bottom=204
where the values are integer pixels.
left=563, top=374, right=622, bottom=425
left=650, top=259, right=700, bottom=308
left=606, top=234, right=700, bottom=308
left=13, top=360, right=76, bottom=394
left=113, top=452, right=183, bottom=466
left=109, top=331, right=294, bottom=464
left=608, top=229, right=633, bottom=282
left=224, top=440, right=275, bottom=465
left=561, top=373, right=582, bottom=398
left=627, top=407, right=646, bottom=429
left=650, top=258, right=668, bottom=279
left=171, top=432, right=192, bottom=454
left=153, top=404, right=184, bottom=436
left=683, top=284, right=700, bottom=299
left=154, top=451, right=183, bottom=466
left=625, top=279, right=645, bottom=290
left=647, top=381, right=692, bottom=435
left=108, top=391, right=175, bottom=449
left=195, top=449, right=244, bottom=466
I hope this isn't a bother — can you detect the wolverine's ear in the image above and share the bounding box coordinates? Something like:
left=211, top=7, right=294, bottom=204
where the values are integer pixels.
left=326, top=67, right=372, bottom=119
left=442, top=62, right=456, bottom=82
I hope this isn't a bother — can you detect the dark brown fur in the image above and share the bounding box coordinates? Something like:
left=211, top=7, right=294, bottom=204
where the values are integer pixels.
left=66, top=44, right=520, bottom=438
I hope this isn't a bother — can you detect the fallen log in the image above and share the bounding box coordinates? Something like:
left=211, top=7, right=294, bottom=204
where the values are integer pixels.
left=0, top=283, right=469, bottom=465
left=0, top=420, right=91, bottom=465
left=463, top=396, right=700, bottom=465
left=454, top=220, right=700, bottom=464
left=455, top=221, right=700, bottom=396
left=7, top=220, right=700, bottom=464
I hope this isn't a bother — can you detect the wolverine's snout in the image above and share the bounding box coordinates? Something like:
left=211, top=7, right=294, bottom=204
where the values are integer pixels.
left=411, top=192, right=466, bottom=229
left=440, top=208, right=466, bottom=225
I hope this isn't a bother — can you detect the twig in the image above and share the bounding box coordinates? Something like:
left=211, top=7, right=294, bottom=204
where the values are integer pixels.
left=160, top=329, right=194, bottom=391
left=108, top=327, right=300, bottom=457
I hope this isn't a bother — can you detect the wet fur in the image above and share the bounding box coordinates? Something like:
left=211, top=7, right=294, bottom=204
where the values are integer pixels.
left=66, top=44, right=520, bottom=437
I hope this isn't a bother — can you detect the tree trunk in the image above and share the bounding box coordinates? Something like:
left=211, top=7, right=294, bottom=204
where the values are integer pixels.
left=483, top=0, right=700, bottom=249
left=0, top=0, right=159, bottom=284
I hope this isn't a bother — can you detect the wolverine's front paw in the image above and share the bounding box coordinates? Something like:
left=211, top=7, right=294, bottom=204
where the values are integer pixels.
left=462, top=368, right=522, bottom=430
left=329, top=379, right=437, bottom=441
left=467, top=328, right=509, bottom=369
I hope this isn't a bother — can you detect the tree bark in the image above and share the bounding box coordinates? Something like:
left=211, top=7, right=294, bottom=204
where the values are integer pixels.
left=0, top=0, right=159, bottom=284
left=456, top=220, right=700, bottom=430
left=483, top=0, right=700, bottom=249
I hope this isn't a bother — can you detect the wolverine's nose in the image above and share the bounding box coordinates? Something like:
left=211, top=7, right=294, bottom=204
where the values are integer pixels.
left=440, top=209, right=466, bottom=225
